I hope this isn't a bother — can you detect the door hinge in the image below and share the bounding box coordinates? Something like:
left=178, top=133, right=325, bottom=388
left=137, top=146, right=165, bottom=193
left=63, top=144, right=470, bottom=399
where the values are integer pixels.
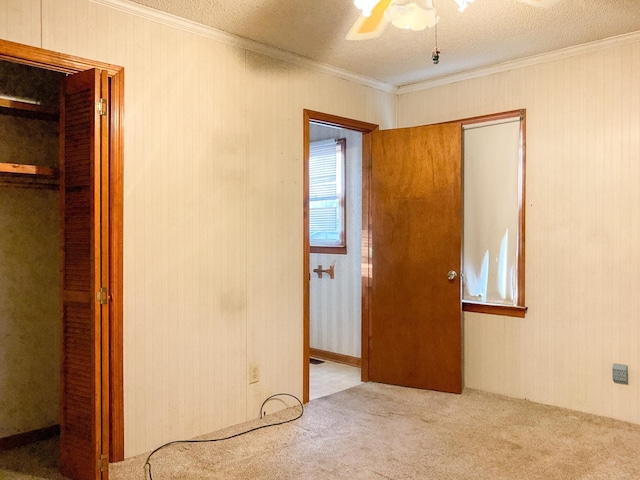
left=99, top=454, right=109, bottom=472
left=97, top=98, right=107, bottom=116
left=96, top=287, right=109, bottom=305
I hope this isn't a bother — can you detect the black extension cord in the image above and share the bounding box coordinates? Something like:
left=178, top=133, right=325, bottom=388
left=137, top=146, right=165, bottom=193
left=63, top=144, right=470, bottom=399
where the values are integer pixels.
left=144, top=393, right=304, bottom=480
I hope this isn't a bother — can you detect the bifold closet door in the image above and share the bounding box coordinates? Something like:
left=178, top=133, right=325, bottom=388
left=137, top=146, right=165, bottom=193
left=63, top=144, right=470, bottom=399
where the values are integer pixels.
left=59, top=68, right=110, bottom=480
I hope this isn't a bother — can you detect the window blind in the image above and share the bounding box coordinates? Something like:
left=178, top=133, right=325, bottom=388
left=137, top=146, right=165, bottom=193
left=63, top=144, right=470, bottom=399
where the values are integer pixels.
left=309, top=139, right=345, bottom=247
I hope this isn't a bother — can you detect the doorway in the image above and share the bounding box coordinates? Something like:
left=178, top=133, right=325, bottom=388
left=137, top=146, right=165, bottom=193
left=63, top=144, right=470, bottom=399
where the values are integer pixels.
left=304, top=112, right=465, bottom=402
left=0, top=39, right=124, bottom=478
left=303, top=110, right=378, bottom=403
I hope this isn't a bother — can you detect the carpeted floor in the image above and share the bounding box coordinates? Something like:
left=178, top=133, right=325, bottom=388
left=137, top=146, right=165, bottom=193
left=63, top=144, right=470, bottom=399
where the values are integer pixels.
left=3, top=383, right=640, bottom=479
left=0, top=437, right=66, bottom=480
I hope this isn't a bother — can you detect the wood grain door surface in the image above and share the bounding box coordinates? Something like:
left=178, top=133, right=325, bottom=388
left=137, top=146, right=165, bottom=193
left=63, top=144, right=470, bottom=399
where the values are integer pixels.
left=368, top=122, right=463, bottom=394
left=60, top=68, right=110, bottom=480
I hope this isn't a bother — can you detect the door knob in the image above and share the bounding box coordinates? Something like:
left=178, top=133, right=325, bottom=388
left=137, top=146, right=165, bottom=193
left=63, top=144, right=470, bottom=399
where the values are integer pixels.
left=447, top=270, right=458, bottom=281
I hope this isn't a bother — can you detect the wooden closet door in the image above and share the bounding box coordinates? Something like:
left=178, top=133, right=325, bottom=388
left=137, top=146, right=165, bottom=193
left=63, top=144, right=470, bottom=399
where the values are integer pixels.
left=60, top=68, right=110, bottom=480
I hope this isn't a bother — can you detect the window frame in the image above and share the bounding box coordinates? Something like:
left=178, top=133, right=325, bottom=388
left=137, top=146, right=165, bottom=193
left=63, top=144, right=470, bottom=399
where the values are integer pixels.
left=309, top=137, right=347, bottom=254
left=461, top=110, right=527, bottom=318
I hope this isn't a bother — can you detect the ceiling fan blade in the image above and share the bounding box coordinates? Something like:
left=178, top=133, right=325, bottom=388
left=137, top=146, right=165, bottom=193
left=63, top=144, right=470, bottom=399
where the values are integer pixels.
left=515, top=0, right=562, bottom=7
left=346, top=0, right=394, bottom=40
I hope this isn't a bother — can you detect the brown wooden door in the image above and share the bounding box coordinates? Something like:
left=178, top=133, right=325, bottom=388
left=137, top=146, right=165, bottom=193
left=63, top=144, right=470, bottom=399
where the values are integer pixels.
left=60, top=68, right=110, bottom=480
left=368, top=122, right=463, bottom=393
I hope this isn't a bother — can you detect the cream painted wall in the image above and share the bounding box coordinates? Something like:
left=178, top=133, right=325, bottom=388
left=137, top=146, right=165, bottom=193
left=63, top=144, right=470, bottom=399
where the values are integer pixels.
left=398, top=40, right=640, bottom=425
left=0, top=188, right=60, bottom=439
left=309, top=125, right=363, bottom=360
left=0, top=0, right=394, bottom=457
left=0, top=0, right=41, bottom=47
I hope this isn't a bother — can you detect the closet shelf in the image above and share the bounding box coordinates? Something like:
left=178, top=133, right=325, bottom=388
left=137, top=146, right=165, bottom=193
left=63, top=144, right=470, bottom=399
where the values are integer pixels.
left=0, top=162, right=59, bottom=178
left=0, top=98, right=59, bottom=121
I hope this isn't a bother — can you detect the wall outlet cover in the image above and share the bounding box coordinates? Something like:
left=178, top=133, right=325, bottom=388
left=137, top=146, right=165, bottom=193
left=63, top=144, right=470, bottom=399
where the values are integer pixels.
left=612, top=364, right=628, bottom=385
left=249, top=363, right=260, bottom=384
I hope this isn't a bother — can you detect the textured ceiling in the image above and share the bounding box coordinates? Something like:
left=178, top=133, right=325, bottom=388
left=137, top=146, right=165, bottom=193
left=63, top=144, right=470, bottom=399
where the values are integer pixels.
left=126, top=0, right=640, bottom=86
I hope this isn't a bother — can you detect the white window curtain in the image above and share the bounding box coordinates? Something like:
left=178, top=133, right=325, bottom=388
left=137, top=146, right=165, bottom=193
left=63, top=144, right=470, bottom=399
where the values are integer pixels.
left=463, top=117, right=521, bottom=306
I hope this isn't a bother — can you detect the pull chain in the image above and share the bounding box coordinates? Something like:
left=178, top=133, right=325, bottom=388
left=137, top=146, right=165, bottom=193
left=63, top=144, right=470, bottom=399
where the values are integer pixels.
left=432, top=21, right=441, bottom=64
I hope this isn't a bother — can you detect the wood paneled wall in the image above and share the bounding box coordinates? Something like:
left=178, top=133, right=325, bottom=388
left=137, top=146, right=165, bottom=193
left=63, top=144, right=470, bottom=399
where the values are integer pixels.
left=398, top=40, right=640, bottom=425
left=309, top=125, right=363, bottom=360
left=0, top=0, right=41, bottom=47
left=0, top=0, right=395, bottom=457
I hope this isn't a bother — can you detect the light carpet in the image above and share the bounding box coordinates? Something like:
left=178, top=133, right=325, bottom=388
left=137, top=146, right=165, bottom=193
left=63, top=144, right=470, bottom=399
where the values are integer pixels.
left=113, top=383, right=640, bottom=479
left=3, top=382, right=640, bottom=479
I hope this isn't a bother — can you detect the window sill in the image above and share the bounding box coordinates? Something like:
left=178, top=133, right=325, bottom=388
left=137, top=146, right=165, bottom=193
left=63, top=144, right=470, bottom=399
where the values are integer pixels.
left=463, top=301, right=527, bottom=318
left=310, top=246, right=347, bottom=255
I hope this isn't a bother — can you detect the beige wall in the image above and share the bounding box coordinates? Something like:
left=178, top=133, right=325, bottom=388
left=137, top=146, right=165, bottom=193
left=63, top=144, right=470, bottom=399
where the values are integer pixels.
left=0, top=0, right=41, bottom=46
left=0, top=0, right=394, bottom=457
left=0, top=188, right=60, bottom=438
left=398, top=39, right=640, bottom=425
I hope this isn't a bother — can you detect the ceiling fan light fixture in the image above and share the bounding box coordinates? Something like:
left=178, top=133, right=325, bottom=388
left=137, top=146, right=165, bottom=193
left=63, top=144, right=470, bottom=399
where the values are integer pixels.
left=354, top=0, right=381, bottom=17
left=384, top=1, right=438, bottom=31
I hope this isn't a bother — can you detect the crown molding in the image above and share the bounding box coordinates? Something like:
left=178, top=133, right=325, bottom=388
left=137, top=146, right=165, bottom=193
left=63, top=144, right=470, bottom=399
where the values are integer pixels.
left=89, top=0, right=398, bottom=94
left=398, top=30, right=640, bottom=95
left=87, top=1, right=640, bottom=97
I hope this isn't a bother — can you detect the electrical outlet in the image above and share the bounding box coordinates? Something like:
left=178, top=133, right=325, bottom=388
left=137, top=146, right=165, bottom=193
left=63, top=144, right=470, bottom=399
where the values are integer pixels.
left=613, top=364, right=628, bottom=385
left=249, top=363, right=260, bottom=384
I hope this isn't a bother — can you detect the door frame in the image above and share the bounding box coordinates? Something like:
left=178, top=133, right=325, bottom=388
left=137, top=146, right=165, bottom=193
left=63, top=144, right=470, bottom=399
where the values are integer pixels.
left=303, top=110, right=378, bottom=403
left=0, top=39, right=125, bottom=462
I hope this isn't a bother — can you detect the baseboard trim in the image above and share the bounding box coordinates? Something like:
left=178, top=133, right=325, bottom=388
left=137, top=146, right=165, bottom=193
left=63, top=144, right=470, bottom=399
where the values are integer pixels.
left=310, top=348, right=361, bottom=368
left=0, top=424, right=60, bottom=450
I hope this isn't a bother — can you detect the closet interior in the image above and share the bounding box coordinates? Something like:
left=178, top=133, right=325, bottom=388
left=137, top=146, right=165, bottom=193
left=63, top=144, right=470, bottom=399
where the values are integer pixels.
left=0, top=60, right=66, bottom=448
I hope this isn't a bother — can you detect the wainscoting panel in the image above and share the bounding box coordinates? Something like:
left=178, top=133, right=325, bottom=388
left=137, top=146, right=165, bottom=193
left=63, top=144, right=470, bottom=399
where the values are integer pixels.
left=0, top=0, right=41, bottom=47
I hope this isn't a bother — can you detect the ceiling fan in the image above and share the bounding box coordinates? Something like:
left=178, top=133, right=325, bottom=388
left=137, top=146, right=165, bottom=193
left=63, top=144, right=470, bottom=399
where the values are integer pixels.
left=346, top=0, right=563, bottom=40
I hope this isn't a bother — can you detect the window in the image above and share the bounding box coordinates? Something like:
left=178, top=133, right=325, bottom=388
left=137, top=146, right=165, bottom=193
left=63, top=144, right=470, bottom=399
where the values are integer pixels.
left=462, top=111, right=526, bottom=317
left=309, top=138, right=347, bottom=254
